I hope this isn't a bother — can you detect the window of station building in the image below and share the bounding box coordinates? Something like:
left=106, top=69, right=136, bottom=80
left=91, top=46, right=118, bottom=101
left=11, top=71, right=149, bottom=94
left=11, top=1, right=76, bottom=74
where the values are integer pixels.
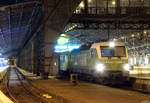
left=128, top=0, right=150, bottom=7
left=120, top=0, right=150, bottom=7
left=98, top=0, right=116, bottom=14
left=88, top=0, right=96, bottom=7
left=120, top=0, right=129, bottom=7
left=129, top=0, right=141, bottom=7
left=96, top=0, right=107, bottom=8
left=108, top=0, right=116, bottom=14
left=143, top=1, right=150, bottom=7
left=108, top=0, right=116, bottom=7
left=87, top=0, right=97, bottom=14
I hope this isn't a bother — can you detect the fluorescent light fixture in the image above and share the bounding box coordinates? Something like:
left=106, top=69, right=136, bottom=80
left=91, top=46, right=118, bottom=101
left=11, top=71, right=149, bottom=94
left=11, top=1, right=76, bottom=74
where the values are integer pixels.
left=112, top=1, right=116, bottom=5
left=131, top=34, right=134, bottom=37
left=79, top=1, right=84, bottom=8
left=144, top=31, right=147, bottom=34
left=61, top=34, right=67, bottom=36
left=88, top=0, right=92, bottom=3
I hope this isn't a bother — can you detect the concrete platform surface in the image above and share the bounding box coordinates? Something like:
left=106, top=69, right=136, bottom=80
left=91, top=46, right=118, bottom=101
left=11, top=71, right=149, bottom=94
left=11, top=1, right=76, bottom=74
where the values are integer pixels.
left=0, top=91, right=14, bottom=103
left=33, top=79, right=150, bottom=103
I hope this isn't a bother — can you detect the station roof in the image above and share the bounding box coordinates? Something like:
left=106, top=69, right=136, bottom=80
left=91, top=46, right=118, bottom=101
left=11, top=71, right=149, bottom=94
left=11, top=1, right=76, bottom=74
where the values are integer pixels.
left=0, top=0, right=150, bottom=57
left=65, top=24, right=150, bottom=55
left=0, top=0, right=42, bottom=57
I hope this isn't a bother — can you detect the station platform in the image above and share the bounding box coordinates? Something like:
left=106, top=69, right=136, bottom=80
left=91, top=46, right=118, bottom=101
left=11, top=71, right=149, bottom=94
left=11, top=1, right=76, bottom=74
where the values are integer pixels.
left=18, top=66, right=150, bottom=80
left=17, top=67, right=40, bottom=79
left=0, top=91, right=14, bottom=103
left=17, top=67, right=56, bottom=80
left=0, top=66, right=14, bottom=103
left=32, top=78, right=150, bottom=103
left=16, top=67, right=150, bottom=103
left=129, top=66, right=150, bottom=79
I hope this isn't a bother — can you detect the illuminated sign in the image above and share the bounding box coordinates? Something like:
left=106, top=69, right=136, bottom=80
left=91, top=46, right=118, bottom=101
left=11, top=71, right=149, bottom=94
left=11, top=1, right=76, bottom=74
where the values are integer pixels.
left=57, top=34, right=69, bottom=44
left=54, top=44, right=80, bottom=52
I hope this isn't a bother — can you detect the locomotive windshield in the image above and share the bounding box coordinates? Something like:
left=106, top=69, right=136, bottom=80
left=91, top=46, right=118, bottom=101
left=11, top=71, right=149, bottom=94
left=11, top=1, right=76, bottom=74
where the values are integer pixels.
left=100, top=46, right=126, bottom=57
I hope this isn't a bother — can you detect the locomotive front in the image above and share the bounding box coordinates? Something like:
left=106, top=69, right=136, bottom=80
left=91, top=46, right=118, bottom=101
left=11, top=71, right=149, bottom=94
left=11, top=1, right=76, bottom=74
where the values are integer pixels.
left=91, top=42, right=131, bottom=81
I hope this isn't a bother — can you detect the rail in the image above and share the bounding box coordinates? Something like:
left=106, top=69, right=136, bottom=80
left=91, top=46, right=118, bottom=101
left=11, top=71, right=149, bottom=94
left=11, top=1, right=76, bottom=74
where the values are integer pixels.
left=5, top=68, right=18, bottom=103
left=5, top=67, right=50, bottom=103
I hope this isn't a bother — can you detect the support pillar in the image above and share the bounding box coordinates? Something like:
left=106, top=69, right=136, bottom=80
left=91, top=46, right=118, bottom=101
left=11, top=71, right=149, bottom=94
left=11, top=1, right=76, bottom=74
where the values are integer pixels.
left=42, top=27, right=58, bottom=79
left=41, top=0, right=82, bottom=79
left=116, top=0, right=120, bottom=14
left=84, top=0, right=88, bottom=14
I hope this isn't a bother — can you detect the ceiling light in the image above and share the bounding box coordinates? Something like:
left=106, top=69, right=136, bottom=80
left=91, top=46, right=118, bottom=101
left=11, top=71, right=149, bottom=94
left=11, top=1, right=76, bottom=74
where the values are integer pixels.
left=61, top=34, right=67, bottom=36
left=113, top=38, right=117, bottom=41
left=121, top=36, right=124, bottom=39
left=0, top=7, right=6, bottom=11
left=144, top=31, right=147, bottom=34
left=79, top=1, right=84, bottom=8
left=88, top=0, right=92, bottom=3
left=112, top=1, right=116, bottom=5
left=131, top=34, right=134, bottom=37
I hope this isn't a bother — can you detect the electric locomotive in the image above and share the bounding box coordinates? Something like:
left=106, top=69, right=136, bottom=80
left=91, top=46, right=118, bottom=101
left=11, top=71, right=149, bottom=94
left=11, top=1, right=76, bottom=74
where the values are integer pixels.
left=59, top=42, right=131, bottom=84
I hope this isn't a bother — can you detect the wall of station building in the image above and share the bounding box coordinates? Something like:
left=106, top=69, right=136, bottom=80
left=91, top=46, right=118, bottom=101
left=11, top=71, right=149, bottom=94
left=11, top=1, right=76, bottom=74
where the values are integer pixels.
left=17, top=29, right=44, bottom=75
left=17, top=29, right=60, bottom=76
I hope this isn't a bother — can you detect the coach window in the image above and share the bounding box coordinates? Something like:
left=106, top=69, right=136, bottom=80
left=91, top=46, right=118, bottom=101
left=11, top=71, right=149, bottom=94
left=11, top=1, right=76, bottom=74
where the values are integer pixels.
left=91, top=49, right=97, bottom=58
left=91, top=49, right=94, bottom=58
left=95, top=49, right=97, bottom=56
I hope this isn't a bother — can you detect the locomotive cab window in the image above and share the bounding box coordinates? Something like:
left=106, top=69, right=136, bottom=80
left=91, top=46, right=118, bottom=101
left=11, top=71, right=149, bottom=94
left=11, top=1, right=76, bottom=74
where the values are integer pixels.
left=100, top=46, right=126, bottom=57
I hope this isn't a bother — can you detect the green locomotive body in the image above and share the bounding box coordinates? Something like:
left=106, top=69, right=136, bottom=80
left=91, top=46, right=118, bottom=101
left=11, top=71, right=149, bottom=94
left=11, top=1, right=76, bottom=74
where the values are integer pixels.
left=59, top=42, right=130, bottom=83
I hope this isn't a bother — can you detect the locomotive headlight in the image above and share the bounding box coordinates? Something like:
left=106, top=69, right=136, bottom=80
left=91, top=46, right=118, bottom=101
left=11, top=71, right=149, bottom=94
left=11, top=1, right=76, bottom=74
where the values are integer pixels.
left=109, top=41, right=115, bottom=48
left=96, top=64, right=105, bottom=72
left=123, top=64, right=130, bottom=71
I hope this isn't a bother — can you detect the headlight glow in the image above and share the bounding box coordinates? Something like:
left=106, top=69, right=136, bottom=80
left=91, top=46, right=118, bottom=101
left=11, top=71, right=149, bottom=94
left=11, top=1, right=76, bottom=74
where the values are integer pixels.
left=96, top=64, right=105, bottom=72
left=124, top=64, right=130, bottom=71
left=109, top=41, right=115, bottom=48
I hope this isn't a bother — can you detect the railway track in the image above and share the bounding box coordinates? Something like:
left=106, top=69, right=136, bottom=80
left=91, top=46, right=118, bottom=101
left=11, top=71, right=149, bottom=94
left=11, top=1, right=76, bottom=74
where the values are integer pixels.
left=5, top=67, right=51, bottom=103
left=16, top=68, right=73, bottom=103
left=4, top=67, right=73, bottom=103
